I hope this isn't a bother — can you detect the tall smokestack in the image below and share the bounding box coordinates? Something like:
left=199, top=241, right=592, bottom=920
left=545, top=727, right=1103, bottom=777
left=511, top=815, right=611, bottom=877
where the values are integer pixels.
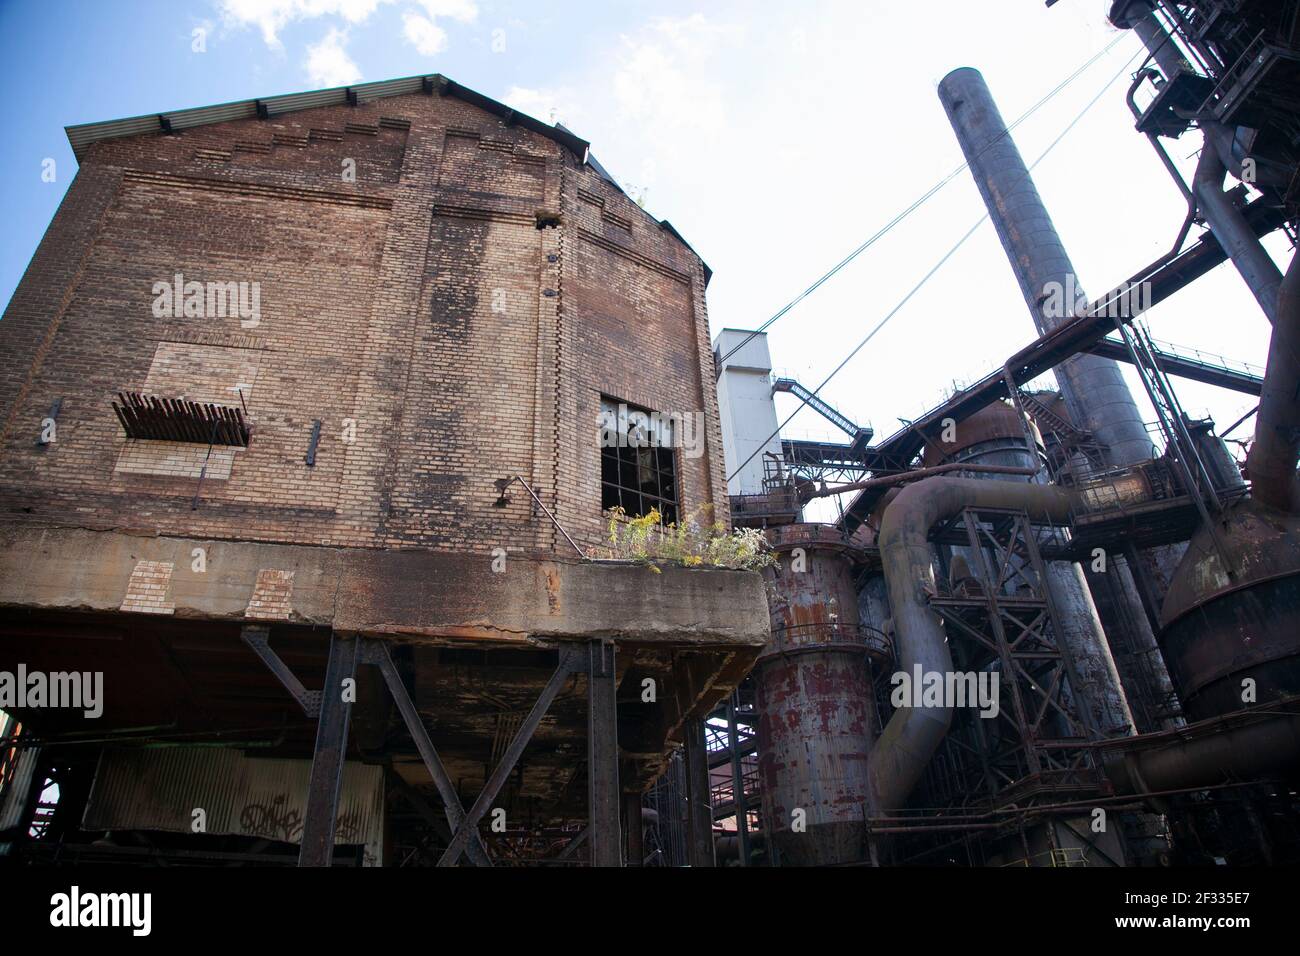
left=938, top=67, right=1184, bottom=732
left=938, top=67, right=1153, bottom=467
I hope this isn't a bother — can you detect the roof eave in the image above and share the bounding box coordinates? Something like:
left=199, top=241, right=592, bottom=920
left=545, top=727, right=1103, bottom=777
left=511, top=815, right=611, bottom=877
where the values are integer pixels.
left=64, top=73, right=590, bottom=163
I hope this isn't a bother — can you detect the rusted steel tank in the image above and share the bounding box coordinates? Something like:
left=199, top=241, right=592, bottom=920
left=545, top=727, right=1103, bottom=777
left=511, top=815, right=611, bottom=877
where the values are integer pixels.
left=756, top=524, right=879, bottom=866
left=920, top=399, right=1045, bottom=470
left=1160, top=497, right=1300, bottom=721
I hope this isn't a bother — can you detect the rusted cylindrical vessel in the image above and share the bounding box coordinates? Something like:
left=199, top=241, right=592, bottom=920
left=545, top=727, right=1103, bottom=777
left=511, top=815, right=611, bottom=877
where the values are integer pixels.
left=1163, top=252, right=1300, bottom=721
left=757, top=525, right=878, bottom=866
left=1160, top=499, right=1300, bottom=721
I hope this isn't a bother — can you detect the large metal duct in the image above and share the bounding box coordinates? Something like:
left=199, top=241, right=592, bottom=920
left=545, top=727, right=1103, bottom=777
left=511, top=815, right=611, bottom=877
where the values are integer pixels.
left=874, top=476, right=1300, bottom=814
left=938, top=67, right=1153, bottom=467
left=1193, top=134, right=1285, bottom=324
left=1111, top=1, right=1286, bottom=321
left=757, top=525, right=876, bottom=865
left=919, top=402, right=1135, bottom=736
left=1103, top=241, right=1300, bottom=798
left=871, top=477, right=1075, bottom=814
left=1246, top=251, right=1300, bottom=512
left=1109, top=0, right=1190, bottom=85
left=1103, top=704, right=1300, bottom=795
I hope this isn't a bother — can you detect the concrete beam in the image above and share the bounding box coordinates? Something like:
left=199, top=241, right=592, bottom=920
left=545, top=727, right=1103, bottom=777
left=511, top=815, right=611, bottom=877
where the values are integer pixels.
left=0, top=524, right=770, bottom=649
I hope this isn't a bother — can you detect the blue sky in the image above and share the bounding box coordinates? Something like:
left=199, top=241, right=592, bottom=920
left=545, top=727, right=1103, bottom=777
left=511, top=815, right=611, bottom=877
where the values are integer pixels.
left=1, top=0, right=1288, bottom=514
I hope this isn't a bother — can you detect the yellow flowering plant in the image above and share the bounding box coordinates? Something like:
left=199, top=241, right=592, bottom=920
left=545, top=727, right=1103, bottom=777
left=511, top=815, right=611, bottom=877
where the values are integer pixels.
left=602, top=506, right=775, bottom=572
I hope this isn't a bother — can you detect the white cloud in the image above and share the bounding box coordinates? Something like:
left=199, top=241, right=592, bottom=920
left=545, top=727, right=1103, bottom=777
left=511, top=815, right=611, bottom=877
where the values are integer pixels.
left=304, top=27, right=362, bottom=87
left=402, top=12, right=447, bottom=55
left=611, top=15, right=741, bottom=145
left=414, top=0, right=476, bottom=22
left=503, top=86, right=582, bottom=128
left=219, top=0, right=392, bottom=48
left=401, top=0, right=477, bottom=56
left=220, top=0, right=478, bottom=61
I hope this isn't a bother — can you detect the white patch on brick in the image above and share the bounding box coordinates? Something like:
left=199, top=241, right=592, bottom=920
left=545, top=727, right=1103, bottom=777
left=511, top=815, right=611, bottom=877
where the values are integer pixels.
left=120, top=560, right=175, bottom=615
left=115, top=440, right=236, bottom=479
left=113, top=341, right=260, bottom=479
left=245, top=569, right=295, bottom=620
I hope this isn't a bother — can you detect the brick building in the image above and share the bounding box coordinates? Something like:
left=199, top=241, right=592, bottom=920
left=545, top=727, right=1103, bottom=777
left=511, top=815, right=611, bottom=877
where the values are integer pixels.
left=0, top=75, right=768, bottom=867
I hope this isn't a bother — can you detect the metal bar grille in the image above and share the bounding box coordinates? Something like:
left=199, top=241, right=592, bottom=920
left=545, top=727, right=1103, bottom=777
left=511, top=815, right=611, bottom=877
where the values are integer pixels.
left=112, top=391, right=250, bottom=447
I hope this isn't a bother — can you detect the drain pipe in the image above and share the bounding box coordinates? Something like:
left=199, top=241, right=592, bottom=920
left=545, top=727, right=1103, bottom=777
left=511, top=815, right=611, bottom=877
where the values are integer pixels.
left=870, top=476, right=1075, bottom=814
left=1246, top=250, right=1300, bottom=513
left=1193, top=129, right=1285, bottom=324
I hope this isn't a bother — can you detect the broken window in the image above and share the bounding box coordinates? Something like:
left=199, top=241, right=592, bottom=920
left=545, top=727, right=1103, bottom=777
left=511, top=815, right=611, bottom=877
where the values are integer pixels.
left=599, top=397, right=679, bottom=523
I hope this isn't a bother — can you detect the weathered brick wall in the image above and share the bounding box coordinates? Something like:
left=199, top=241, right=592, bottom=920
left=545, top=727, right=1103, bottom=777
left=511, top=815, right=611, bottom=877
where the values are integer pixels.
left=0, top=90, right=727, bottom=556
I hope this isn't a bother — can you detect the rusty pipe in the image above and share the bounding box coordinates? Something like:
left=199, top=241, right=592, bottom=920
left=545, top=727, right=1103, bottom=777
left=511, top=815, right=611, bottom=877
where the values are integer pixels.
left=1246, top=250, right=1300, bottom=513
left=1102, top=703, right=1300, bottom=795
left=803, top=463, right=1036, bottom=501
left=1193, top=131, right=1284, bottom=324
left=871, top=474, right=1299, bottom=814
left=870, top=477, right=1075, bottom=814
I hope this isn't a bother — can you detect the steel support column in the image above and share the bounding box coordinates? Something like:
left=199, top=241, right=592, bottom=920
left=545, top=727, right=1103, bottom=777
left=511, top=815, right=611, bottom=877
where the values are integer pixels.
left=587, top=639, right=622, bottom=867
left=624, top=791, right=644, bottom=867
left=727, top=693, right=751, bottom=866
left=684, top=716, right=716, bottom=867
left=299, top=634, right=357, bottom=867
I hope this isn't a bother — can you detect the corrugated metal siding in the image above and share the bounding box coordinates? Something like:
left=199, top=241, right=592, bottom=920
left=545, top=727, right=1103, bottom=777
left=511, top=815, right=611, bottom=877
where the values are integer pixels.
left=83, top=748, right=384, bottom=865
left=0, top=720, right=39, bottom=856
left=261, top=87, right=348, bottom=115
left=353, top=76, right=424, bottom=103
left=166, top=100, right=259, bottom=131
left=67, top=113, right=160, bottom=156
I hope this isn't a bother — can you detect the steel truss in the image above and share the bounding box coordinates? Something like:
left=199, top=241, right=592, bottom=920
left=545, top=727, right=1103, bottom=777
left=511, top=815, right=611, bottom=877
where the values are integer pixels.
left=244, top=627, right=631, bottom=867
left=923, top=507, right=1103, bottom=807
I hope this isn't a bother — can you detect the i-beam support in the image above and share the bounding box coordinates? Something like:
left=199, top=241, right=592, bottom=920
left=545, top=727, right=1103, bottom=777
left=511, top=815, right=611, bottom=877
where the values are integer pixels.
left=684, top=716, right=716, bottom=867
left=299, top=634, right=357, bottom=866
left=587, top=639, right=621, bottom=867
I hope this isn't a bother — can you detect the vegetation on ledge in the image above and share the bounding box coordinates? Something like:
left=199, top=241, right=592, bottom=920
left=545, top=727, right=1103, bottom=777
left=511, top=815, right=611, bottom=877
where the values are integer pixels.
left=601, top=507, right=776, bottom=572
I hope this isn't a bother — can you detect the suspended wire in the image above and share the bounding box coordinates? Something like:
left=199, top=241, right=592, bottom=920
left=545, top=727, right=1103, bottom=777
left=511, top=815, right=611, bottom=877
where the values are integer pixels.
left=726, top=42, right=1149, bottom=484
left=715, top=32, right=1131, bottom=371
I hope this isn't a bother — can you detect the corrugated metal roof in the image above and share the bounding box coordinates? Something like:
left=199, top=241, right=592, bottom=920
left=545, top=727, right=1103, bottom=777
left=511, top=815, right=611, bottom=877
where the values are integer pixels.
left=166, top=100, right=259, bottom=131
left=67, top=112, right=159, bottom=156
left=64, top=72, right=590, bottom=161
left=82, top=747, right=385, bottom=865
left=351, top=75, right=425, bottom=103
left=261, top=87, right=348, bottom=115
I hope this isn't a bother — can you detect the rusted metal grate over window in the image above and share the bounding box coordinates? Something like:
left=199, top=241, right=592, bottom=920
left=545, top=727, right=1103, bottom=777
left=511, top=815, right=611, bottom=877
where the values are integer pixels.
left=111, top=392, right=250, bottom=447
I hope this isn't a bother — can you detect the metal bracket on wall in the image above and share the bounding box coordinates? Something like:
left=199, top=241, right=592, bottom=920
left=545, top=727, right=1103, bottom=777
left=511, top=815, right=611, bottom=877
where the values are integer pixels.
left=493, top=474, right=587, bottom=560
left=304, top=420, right=322, bottom=467
left=241, top=624, right=322, bottom=718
